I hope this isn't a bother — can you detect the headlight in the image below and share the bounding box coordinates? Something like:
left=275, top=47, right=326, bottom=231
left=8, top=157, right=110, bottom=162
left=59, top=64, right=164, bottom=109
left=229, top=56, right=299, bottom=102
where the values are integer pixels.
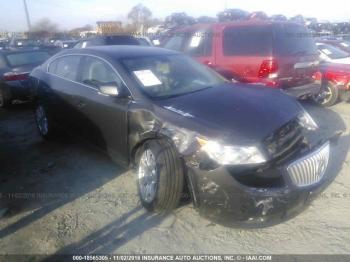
left=197, top=138, right=266, bottom=165
left=298, top=110, right=318, bottom=130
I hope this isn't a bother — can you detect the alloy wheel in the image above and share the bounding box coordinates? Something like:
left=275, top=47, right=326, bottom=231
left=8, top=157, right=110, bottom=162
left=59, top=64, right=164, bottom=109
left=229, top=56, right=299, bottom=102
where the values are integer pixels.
left=314, top=86, right=332, bottom=105
left=138, top=149, right=158, bottom=203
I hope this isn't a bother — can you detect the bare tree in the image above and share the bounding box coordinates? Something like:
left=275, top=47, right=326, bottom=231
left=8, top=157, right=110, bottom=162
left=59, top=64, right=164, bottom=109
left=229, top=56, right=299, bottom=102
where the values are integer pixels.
left=127, top=4, right=152, bottom=33
left=164, top=12, right=195, bottom=29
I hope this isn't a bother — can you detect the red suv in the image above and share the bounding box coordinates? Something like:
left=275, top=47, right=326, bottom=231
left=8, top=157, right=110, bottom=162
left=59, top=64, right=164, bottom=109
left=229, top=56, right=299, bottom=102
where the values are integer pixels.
left=164, top=21, right=321, bottom=98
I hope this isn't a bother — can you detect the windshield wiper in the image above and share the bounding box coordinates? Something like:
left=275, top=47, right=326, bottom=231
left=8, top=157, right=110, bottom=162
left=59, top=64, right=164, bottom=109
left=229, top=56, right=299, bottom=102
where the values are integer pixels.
left=156, top=86, right=213, bottom=100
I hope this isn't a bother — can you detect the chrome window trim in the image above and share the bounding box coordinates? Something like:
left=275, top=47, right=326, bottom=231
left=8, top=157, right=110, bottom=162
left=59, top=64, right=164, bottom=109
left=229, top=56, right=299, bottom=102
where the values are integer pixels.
left=46, top=53, right=134, bottom=98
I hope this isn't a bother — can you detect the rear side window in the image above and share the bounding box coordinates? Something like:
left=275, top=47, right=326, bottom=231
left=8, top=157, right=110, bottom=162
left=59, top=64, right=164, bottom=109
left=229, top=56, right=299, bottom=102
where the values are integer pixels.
left=73, top=41, right=86, bottom=49
left=80, top=57, right=123, bottom=88
left=273, top=24, right=317, bottom=56
left=5, top=51, right=50, bottom=67
left=50, top=56, right=81, bottom=81
left=223, top=26, right=272, bottom=56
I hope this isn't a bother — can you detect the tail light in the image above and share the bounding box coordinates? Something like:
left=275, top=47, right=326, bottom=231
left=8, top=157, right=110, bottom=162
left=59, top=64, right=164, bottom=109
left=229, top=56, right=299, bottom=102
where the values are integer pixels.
left=4, top=72, right=29, bottom=81
left=258, top=59, right=278, bottom=79
left=312, top=71, right=322, bottom=84
left=312, top=71, right=322, bottom=81
left=324, top=71, right=350, bottom=86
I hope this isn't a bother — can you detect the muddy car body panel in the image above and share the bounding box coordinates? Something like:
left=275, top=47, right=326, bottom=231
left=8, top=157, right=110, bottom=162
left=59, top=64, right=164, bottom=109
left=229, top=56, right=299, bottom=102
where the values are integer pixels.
left=30, top=46, right=335, bottom=226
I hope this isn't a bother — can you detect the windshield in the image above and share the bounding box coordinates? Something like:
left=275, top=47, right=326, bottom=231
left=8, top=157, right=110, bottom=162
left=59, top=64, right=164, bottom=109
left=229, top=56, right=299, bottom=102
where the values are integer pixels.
left=317, top=43, right=350, bottom=59
left=5, top=51, right=50, bottom=67
left=121, top=54, right=226, bottom=98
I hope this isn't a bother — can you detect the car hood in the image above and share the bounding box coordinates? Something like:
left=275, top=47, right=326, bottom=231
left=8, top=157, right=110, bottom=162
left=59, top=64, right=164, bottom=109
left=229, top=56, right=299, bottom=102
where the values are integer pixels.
left=154, top=83, right=303, bottom=145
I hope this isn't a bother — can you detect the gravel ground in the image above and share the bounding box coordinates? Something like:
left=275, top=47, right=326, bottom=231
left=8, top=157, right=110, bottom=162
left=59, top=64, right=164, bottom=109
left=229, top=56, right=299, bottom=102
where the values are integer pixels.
left=0, top=101, right=349, bottom=255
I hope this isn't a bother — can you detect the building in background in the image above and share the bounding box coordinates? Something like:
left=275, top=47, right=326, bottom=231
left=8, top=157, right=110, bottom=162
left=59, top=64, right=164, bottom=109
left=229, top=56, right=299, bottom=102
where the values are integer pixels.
left=96, top=21, right=123, bottom=34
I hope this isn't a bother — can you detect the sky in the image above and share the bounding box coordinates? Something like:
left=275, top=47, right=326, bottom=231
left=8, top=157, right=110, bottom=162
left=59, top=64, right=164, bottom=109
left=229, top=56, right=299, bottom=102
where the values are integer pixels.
left=0, top=0, right=349, bottom=32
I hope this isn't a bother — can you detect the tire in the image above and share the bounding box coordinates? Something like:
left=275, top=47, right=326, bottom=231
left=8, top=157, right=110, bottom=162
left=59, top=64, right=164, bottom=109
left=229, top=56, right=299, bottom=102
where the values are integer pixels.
left=0, top=88, right=12, bottom=108
left=35, top=104, right=55, bottom=139
left=135, top=139, right=184, bottom=213
left=313, top=82, right=339, bottom=107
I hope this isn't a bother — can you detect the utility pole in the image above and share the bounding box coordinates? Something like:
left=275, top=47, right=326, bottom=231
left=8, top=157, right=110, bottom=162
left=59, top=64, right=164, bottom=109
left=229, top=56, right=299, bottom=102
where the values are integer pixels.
left=23, top=0, right=31, bottom=31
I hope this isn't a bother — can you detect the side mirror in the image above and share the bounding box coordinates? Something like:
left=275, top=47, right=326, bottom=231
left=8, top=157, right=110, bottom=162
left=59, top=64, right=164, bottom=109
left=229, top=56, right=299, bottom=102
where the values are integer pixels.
left=99, top=85, right=119, bottom=96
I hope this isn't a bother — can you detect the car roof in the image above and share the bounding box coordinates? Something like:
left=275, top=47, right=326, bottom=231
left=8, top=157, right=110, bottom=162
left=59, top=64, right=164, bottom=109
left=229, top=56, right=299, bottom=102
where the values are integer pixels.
left=172, top=20, right=304, bottom=32
left=60, top=45, right=179, bottom=59
left=79, top=35, right=137, bottom=41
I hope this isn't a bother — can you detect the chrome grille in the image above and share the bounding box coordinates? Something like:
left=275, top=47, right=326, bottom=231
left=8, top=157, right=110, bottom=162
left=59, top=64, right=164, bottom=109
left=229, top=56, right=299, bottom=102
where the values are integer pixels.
left=287, top=142, right=330, bottom=187
left=264, top=119, right=303, bottom=159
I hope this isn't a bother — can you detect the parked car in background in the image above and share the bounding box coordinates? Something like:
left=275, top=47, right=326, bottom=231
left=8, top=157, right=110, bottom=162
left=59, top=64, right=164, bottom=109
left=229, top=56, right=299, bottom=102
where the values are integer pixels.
left=9, top=38, right=40, bottom=49
left=0, top=40, right=9, bottom=50
left=163, top=21, right=321, bottom=98
left=313, top=62, right=350, bottom=106
left=319, top=39, right=350, bottom=54
left=54, top=40, right=78, bottom=49
left=74, top=35, right=141, bottom=48
left=30, top=46, right=335, bottom=226
left=0, top=49, right=51, bottom=107
left=316, top=42, right=350, bottom=64
left=7, top=38, right=60, bottom=55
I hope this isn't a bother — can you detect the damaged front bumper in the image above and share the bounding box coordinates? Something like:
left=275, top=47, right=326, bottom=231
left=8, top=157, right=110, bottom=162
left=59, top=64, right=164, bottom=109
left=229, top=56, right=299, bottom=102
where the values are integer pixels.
left=185, top=140, right=337, bottom=227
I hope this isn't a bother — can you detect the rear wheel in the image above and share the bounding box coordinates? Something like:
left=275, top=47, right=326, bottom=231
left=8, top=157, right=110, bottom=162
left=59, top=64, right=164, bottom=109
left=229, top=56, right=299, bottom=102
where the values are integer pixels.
left=135, top=139, right=184, bottom=213
left=35, top=104, right=55, bottom=139
left=313, top=82, right=339, bottom=107
left=0, top=88, right=12, bottom=108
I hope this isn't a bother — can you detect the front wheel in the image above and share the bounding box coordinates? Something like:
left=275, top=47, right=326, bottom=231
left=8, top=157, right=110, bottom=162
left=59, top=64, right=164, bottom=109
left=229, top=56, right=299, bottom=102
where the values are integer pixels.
left=135, top=139, right=184, bottom=213
left=313, top=82, right=339, bottom=107
left=35, top=104, right=55, bottom=139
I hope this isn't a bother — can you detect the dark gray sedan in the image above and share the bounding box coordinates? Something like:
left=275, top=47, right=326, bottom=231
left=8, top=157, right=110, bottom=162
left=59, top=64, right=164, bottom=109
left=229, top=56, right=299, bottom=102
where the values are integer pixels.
left=30, top=46, right=335, bottom=227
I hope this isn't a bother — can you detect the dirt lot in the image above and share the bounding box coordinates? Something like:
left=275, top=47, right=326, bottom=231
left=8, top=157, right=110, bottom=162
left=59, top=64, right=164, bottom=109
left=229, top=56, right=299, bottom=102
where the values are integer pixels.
left=0, top=101, right=350, bottom=255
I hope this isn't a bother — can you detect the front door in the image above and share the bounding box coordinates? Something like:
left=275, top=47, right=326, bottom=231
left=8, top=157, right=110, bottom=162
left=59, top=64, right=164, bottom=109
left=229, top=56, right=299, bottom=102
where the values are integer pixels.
left=73, top=56, right=130, bottom=166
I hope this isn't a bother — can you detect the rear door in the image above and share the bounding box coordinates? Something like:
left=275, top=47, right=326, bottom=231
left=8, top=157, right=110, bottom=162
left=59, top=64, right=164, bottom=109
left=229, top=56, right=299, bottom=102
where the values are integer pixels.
left=46, top=55, right=83, bottom=131
left=218, top=25, right=273, bottom=82
left=74, top=56, right=130, bottom=165
left=272, top=23, right=319, bottom=88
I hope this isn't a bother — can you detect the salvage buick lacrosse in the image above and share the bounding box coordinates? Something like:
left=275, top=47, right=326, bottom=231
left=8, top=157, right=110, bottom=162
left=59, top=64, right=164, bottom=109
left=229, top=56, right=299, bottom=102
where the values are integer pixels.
left=30, top=46, right=335, bottom=226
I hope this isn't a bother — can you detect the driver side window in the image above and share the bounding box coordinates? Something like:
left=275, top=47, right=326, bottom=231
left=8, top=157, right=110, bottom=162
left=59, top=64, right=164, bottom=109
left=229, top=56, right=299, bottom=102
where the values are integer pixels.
left=80, top=56, right=123, bottom=89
